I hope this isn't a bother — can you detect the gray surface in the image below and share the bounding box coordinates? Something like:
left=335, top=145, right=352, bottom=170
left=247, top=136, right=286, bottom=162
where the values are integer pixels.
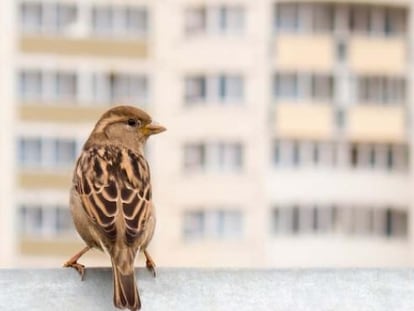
left=1, top=268, right=414, bottom=311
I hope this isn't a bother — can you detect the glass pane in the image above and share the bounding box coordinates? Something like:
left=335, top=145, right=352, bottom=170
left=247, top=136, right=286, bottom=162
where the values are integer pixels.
left=92, top=6, right=113, bottom=35
left=183, top=210, right=204, bottom=240
left=55, top=139, right=77, bottom=167
left=19, top=138, right=42, bottom=167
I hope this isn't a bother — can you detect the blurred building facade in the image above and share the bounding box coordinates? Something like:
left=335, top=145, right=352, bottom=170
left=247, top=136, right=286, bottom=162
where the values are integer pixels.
left=0, top=0, right=413, bottom=268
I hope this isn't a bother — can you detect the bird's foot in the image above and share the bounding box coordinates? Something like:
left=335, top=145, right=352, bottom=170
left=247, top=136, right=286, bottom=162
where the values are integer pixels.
left=144, top=249, right=157, bottom=278
left=63, top=261, right=86, bottom=281
left=146, top=259, right=156, bottom=278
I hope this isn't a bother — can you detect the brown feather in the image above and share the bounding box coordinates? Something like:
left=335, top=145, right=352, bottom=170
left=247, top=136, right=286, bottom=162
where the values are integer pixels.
left=74, top=145, right=151, bottom=246
left=68, top=105, right=164, bottom=310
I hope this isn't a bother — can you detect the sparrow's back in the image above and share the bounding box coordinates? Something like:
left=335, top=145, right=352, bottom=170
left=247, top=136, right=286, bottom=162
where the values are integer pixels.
left=65, top=105, right=165, bottom=311
left=72, top=144, right=155, bottom=310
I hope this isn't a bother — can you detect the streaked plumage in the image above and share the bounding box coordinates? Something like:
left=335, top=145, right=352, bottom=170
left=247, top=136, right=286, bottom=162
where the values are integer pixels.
left=64, top=105, right=165, bottom=310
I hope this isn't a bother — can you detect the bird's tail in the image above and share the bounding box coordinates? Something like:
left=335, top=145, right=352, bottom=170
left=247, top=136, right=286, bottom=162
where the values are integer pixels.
left=111, top=254, right=140, bottom=311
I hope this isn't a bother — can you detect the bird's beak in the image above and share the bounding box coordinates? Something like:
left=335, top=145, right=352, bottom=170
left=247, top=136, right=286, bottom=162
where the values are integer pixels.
left=143, top=122, right=166, bottom=136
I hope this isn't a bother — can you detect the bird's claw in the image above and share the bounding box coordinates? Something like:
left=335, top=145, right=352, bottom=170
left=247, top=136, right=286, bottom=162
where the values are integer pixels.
left=63, top=261, right=86, bottom=281
left=146, top=260, right=156, bottom=278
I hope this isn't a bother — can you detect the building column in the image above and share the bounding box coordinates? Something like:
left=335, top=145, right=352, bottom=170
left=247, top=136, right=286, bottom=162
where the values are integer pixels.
left=0, top=0, right=17, bottom=267
left=408, top=0, right=414, bottom=265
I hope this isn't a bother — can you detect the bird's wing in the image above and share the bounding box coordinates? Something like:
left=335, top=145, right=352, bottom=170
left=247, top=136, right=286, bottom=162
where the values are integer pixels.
left=73, top=145, right=152, bottom=245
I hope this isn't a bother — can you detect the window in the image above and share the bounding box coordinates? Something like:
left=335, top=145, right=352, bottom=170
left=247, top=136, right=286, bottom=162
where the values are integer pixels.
left=388, top=208, right=408, bottom=237
left=19, top=70, right=42, bottom=101
left=183, top=209, right=243, bottom=240
left=91, top=72, right=148, bottom=105
left=183, top=210, right=205, bottom=240
left=19, top=204, right=75, bottom=237
left=185, top=75, right=244, bottom=105
left=271, top=205, right=408, bottom=238
left=219, top=6, right=244, bottom=34
left=184, top=142, right=243, bottom=173
left=55, top=139, right=77, bottom=167
left=312, top=4, right=334, bottom=32
left=272, top=139, right=409, bottom=173
left=219, top=75, right=244, bottom=102
left=92, top=6, right=113, bottom=35
left=92, top=6, right=147, bottom=37
left=311, top=75, right=334, bottom=101
left=185, top=6, right=244, bottom=35
left=274, top=72, right=334, bottom=101
left=273, top=141, right=408, bottom=171
left=19, top=69, right=78, bottom=103
left=384, top=9, right=406, bottom=36
left=56, top=72, right=77, bottom=101
left=19, top=138, right=42, bottom=167
left=349, top=6, right=370, bottom=34
left=273, top=140, right=337, bottom=167
left=125, top=8, right=148, bottom=35
left=217, top=143, right=243, bottom=171
left=55, top=4, right=78, bottom=33
left=20, top=2, right=77, bottom=34
left=275, top=3, right=298, bottom=32
left=274, top=73, right=298, bottom=99
left=18, top=137, right=78, bottom=169
left=20, top=2, right=42, bottom=33
left=357, top=76, right=406, bottom=105
left=274, top=3, right=333, bottom=33
left=185, top=76, right=207, bottom=103
left=349, top=6, right=406, bottom=36
left=185, top=7, right=207, bottom=34
left=183, top=144, right=206, bottom=172
left=111, top=74, right=148, bottom=104
left=348, top=143, right=409, bottom=171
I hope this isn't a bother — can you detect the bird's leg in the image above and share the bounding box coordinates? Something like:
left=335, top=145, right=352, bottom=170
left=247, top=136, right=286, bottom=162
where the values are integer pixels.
left=144, top=249, right=157, bottom=277
left=63, top=245, right=91, bottom=281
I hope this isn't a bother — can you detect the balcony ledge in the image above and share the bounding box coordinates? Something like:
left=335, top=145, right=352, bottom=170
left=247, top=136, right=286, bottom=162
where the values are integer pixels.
left=1, top=268, right=414, bottom=310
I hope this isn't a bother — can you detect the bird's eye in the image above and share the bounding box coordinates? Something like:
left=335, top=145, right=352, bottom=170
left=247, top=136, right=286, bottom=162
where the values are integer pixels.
left=127, top=118, right=140, bottom=127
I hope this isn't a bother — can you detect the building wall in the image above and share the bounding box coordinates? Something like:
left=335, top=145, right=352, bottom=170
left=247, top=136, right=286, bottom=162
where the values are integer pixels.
left=0, top=0, right=412, bottom=268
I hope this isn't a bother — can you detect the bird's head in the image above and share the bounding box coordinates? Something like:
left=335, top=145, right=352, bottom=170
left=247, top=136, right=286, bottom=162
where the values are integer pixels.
left=90, top=105, right=166, bottom=151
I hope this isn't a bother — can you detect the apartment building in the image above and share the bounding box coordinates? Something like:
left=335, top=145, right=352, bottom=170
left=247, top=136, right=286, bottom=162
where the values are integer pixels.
left=0, top=0, right=413, bottom=268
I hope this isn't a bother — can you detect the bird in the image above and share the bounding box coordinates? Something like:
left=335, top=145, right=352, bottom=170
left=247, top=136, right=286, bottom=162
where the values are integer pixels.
left=63, top=105, right=166, bottom=310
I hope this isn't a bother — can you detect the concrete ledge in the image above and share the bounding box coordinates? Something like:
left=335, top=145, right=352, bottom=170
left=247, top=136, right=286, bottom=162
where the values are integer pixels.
left=1, top=268, right=414, bottom=310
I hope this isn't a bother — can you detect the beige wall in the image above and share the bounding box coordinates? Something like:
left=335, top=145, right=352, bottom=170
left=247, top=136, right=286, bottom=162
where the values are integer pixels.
left=18, top=171, right=72, bottom=190
left=274, top=34, right=334, bottom=72
left=349, top=37, right=407, bottom=75
left=274, top=102, right=334, bottom=139
left=20, top=36, right=148, bottom=59
left=347, top=106, right=406, bottom=143
left=19, top=105, right=107, bottom=123
left=1, top=0, right=412, bottom=269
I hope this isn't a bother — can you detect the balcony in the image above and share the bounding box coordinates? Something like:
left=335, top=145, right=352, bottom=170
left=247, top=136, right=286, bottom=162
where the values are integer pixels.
left=18, top=238, right=84, bottom=257
left=18, top=104, right=107, bottom=123
left=274, top=34, right=334, bottom=72
left=274, top=102, right=334, bottom=139
left=18, top=170, right=71, bottom=190
left=347, top=105, right=406, bottom=143
left=349, top=36, right=406, bottom=75
left=20, top=35, right=148, bottom=59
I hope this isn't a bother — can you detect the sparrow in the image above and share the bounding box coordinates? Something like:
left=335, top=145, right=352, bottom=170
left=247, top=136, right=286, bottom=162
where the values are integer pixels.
left=63, top=105, right=166, bottom=310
